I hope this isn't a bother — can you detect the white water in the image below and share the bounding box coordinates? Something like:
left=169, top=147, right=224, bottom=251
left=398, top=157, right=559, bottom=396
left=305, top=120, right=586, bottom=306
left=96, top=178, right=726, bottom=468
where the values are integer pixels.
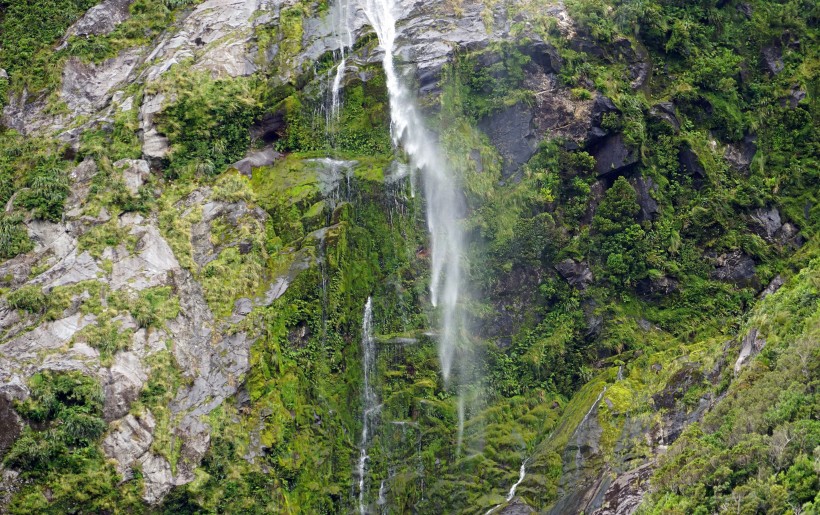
left=362, top=0, right=464, bottom=384
left=357, top=298, right=378, bottom=514
left=330, top=0, right=353, bottom=121
left=507, top=458, right=528, bottom=502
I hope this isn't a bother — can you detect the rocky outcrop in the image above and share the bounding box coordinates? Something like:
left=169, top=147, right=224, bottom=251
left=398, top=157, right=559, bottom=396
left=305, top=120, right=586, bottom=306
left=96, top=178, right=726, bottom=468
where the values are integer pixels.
left=592, top=134, right=639, bottom=178
left=555, top=259, right=594, bottom=291
left=630, top=176, right=659, bottom=221
left=734, top=327, right=766, bottom=373
left=724, top=133, right=757, bottom=172
left=64, top=0, right=134, bottom=39
left=479, top=103, right=538, bottom=179
left=710, top=250, right=758, bottom=288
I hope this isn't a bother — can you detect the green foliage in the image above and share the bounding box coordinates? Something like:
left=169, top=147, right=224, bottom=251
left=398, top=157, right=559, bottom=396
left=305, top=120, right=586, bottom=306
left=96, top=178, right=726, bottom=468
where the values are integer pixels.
left=74, top=317, right=134, bottom=366
left=110, top=286, right=180, bottom=328
left=6, top=285, right=48, bottom=314
left=0, top=0, right=98, bottom=92
left=0, top=213, right=33, bottom=260
left=154, top=71, right=263, bottom=177
left=4, top=371, right=143, bottom=513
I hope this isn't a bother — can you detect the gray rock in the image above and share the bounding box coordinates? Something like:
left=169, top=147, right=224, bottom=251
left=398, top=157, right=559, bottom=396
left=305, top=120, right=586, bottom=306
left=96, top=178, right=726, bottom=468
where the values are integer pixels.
left=61, top=49, right=142, bottom=118
left=0, top=393, right=23, bottom=458
left=678, top=145, right=706, bottom=183
left=724, top=133, right=757, bottom=172
left=65, top=158, right=99, bottom=217
left=103, top=412, right=155, bottom=480
left=737, top=3, right=753, bottom=18
left=648, top=102, right=679, bottom=133
left=629, top=176, right=659, bottom=221
left=230, top=148, right=281, bottom=177
left=761, top=46, right=784, bottom=75
left=759, top=275, right=784, bottom=299
left=142, top=129, right=170, bottom=168
left=66, top=0, right=133, bottom=38
left=110, top=224, right=180, bottom=291
left=780, top=86, right=806, bottom=109
left=523, top=40, right=563, bottom=74
left=592, top=463, right=653, bottom=515
left=0, top=69, right=8, bottom=81
left=102, top=352, right=148, bottom=421
left=710, top=250, right=758, bottom=288
left=592, top=134, right=639, bottom=177
left=478, top=103, right=537, bottom=179
left=637, top=275, right=678, bottom=297
left=588, top=95, right=619, bottom=145
left=750, top=206, right=782, bottom=240
left=555, top=259, right=594, bottom=290
left=734, top=328, right=766, bottom=373
left=500, top=497, right=536, bottom=514
left=114, top=159, right=151, bottom=196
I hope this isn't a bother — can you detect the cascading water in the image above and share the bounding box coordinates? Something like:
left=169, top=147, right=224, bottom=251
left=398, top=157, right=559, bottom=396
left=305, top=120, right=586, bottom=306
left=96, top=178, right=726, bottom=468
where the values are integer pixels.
left=362, top=0, right=465, bottom=387
left=329, top=0, right=353, bottom=121
left=357, top=298, right=379, bottom=514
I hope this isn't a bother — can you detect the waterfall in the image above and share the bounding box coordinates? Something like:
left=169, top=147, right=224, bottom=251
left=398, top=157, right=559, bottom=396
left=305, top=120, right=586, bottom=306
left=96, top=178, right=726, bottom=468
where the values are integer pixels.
left=357, top=298, right=379, bottom=514
left=362, top=0, right=465, bottom=385
left=330, top=0, right=353, bottom=121
left=506, top=458, right=528, bottom=502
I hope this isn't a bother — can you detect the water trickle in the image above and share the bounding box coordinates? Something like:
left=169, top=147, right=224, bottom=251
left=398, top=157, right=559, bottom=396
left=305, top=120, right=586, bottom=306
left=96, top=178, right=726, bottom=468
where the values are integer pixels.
left=362, top=0, right=464, bottom=385
left=506, top=458, right=528, bottom=502
left=329, top=0, right=353, bottom=122
left=357, top=298, right=379, bottom=514
left=456, top=391, right=465, bottom=457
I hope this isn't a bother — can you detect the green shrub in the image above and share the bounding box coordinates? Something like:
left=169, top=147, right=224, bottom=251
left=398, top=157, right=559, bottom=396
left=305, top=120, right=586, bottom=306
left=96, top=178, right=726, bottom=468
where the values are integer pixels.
left=6, top=285, right=48, bottom=314
left=0, top=214, right=33, bottom=259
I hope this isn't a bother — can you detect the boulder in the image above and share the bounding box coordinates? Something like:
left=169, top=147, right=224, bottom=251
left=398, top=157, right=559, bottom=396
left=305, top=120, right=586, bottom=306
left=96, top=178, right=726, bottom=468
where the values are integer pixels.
left=588, top=95, right=619, bottom=145
left=759, top=275, right=784, bottom=298
left=230, top=148, right=281, bottom=177
left=648, top=102, right=679, bottom=133
left=102, top=352, right=148, bottom=421
left=630, top=175, right=660, bottom=221
left=114, top=159, right=151, bottom=196
left=761, top=45, right=784, bottom=75
left=637, top=275, right=679, bottom=297
left=0, top=69, right=8, bottom=81
left=750, top=206, right=782, bottom=240
left=103, top=412, right=155, bottom=480
left=523, top=40, right=563, bottom=74
left=678, top=145, right=706, bottom=183
left=724, top=133, right=757, bottom=172
left=65, top=0, right=133, bottom=38
left=592, top=134, right=639, bottom=178
left=0, top=393, right=23, bottom=458
left=555, top=259, right=594, bottom=290
left=613, top=38, right=651, bottom=89
left=478, top=103, right=538, bottom=179
left=780, top=86, right=806, bottom=109
left=734, top=327, right=766, bottom=373
left=710, top=251, right=758, bottom=288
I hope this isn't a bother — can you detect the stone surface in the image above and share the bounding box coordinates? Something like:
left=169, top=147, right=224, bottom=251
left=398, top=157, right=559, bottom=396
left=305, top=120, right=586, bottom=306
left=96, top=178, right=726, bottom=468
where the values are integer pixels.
left=62, top=49, right=142, bottom=118
left=0, top=394, right=23, bottom=458
left=630, top=176, right=659, bottom=221
left=592, top=134, right=639, bottom=178
left=555, top=259, right=594, bottom=290
left=648, top=102, right=679, bottom=132
left=102, top=352, right=148, bottom=421
left=710, top=250, right=758, bottom=288
left=478, top=103, right=538, bottom=178
left=734, top=328, right=766, bottom=373
left=231, top=148, right=281, bottom=177
left=678, top=145, right=706, bottom=182
left=761, top=45, right=784, bottom=75
left=724, top=133, right=757, bottom=172
left=114, top=159, right=151, bottom=196
left=65, top=0, right=133, bottom=38
left=103, top=412, right=156, bottom=480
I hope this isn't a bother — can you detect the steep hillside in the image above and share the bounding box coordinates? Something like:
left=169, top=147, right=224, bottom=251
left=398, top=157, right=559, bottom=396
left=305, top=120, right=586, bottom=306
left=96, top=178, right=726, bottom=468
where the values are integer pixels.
left=0, top=0, right=817, bottom=513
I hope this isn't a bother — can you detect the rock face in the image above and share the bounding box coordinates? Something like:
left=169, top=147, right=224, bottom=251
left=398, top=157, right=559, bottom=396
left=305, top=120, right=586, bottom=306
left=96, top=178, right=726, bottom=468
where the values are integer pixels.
left=64, top=0, right=134, bottom=39
left=734, top=328, right=766, bottom=373
left=592, top=134, right=639, bottom=178
left=724, top=133, right=757, bottom=172
left=555, top=259, right=594, bottom=290
left=0, top=394, right=23, bottom=458
left=710, top=250, right=758, bottom=288
left=479, top=103, right=538, bottom=179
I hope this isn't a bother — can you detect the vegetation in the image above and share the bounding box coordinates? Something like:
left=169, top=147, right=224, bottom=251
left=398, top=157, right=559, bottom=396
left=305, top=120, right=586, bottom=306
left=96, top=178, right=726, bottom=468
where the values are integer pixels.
left=0, top=0, right=817, bottom=512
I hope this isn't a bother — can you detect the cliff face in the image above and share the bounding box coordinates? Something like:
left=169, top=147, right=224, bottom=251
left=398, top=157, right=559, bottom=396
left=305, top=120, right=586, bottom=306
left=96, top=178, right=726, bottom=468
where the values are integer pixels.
left=0, top=0, right=817, bottom=513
